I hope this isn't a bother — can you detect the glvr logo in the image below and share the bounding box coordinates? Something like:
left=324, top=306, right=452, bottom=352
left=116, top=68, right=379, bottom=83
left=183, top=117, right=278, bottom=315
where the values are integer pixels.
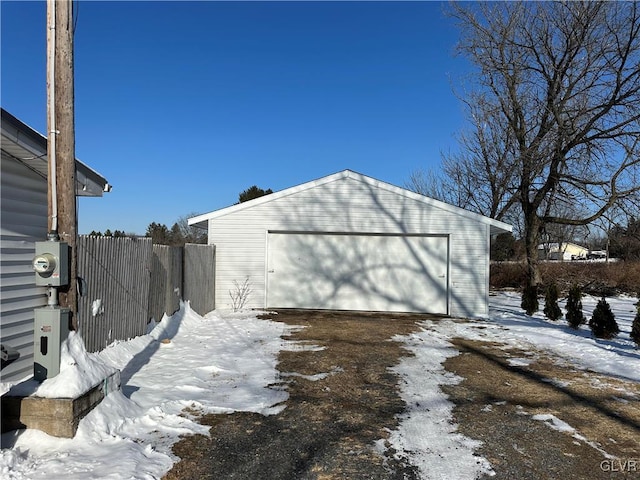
left=600, top=459, right=638, bottom=472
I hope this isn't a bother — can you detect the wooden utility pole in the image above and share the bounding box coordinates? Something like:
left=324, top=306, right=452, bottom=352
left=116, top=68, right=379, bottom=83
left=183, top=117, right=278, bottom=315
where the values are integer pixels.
left=47, top=0, right=78, bottom=328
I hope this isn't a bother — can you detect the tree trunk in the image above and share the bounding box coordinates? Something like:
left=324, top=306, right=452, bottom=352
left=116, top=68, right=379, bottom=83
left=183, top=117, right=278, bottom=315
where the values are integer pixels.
left=523, top=212, right=542, bottom=289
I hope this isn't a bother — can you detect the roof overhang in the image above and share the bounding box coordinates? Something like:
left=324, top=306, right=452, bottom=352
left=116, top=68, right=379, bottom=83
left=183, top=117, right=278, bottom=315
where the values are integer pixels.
left=1, top=108, right=111, bottom=197
left=189, top=170, right=513, bottom=236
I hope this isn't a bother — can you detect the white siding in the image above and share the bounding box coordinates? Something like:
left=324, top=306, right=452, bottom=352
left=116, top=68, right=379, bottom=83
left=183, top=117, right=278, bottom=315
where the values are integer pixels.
left=1, top=154, right=48, bottom=382
left=208, top=174, right=491, bottom=317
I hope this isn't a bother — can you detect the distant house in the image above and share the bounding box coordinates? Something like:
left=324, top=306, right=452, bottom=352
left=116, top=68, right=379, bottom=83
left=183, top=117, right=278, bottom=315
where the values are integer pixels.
left=1, top=108, right=111, bottom=382
left=189, top=170, right=512, bottom=318
left=538, top=242, right=589, bottom=261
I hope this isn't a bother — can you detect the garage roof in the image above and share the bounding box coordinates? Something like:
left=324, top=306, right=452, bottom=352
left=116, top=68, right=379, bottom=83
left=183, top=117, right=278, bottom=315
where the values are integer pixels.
left=189, top=170, right=512, bottom=236
left=1, top=108, right=111, bottom=197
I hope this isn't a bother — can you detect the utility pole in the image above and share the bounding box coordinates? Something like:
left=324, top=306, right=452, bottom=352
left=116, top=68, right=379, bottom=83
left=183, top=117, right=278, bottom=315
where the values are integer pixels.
left=47, top=0, right=78, bottom=328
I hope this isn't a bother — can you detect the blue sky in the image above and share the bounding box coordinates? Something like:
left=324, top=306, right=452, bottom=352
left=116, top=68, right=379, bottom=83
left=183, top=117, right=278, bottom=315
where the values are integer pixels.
left=2, top=1, right=469, bottom=235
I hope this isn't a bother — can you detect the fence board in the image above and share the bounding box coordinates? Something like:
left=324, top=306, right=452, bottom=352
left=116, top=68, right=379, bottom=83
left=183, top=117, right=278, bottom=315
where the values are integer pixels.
left=183, top=243, right=216, bottom=315
left=77, top=236, right=152, bottom=352
left=149, top=245, right=182, bottom=323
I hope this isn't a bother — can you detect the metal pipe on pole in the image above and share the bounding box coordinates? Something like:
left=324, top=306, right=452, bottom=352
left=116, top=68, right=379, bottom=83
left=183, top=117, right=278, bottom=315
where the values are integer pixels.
left=46, top=0, right=57, bottom=236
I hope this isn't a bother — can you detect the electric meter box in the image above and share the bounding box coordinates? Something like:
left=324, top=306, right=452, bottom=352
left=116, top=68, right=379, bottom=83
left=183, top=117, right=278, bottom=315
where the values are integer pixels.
left=33, top=241, right=69, bottom=286
left=34, top=307, right=70, bottom=381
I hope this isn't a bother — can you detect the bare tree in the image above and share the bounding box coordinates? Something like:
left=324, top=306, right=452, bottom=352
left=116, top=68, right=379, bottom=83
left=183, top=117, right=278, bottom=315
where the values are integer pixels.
left=441, top=1, right=640, bottom=289
left=408, top=94, right=522, bottom=225
left=175, top=213, right=208, bottom=244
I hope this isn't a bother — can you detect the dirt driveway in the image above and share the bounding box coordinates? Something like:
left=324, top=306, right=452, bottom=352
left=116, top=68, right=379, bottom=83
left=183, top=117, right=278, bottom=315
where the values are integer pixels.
left=164, top=311, right=640, bottom=480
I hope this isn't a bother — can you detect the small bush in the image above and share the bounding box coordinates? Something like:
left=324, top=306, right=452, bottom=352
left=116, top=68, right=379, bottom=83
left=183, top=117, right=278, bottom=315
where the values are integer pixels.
left=566, top=285, right=586, bottom=329
left=589, top=297, right=619, bottom=339
left=631, top=302, right=640, bottom=347
left=521, top=285, right=539, bottom=315
left=543, top=283, right=562, bottom=321
left=229, top=277, right=252, bottom=312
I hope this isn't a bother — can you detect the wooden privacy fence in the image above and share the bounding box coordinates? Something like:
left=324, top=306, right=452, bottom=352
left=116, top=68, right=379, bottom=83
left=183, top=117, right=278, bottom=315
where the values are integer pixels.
left=77, top=236, right=152, bottom=353
left=77, top=236, right=215, bottom=352
left=148, top=245, right=183, bottom=325
left=183, top=243, right=216, bottom=316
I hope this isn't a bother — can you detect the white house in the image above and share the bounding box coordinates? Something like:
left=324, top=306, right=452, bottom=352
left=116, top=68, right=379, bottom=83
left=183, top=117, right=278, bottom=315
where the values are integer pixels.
left=537, top=242, right=589, bottom=261
left=1, top=108, right=110, bottom=382
left=190, top=170, right=511, bottom=318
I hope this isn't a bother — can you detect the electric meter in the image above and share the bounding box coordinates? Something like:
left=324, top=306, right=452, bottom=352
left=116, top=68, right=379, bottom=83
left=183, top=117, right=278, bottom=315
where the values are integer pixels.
left=33, top=253, right=57, bottom=275
left=33, top=241, right=69, bottom=286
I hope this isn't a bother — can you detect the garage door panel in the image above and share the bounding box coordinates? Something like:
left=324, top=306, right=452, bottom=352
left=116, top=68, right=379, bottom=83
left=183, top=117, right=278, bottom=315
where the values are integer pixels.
left=266, top=233, right=448, bottom=314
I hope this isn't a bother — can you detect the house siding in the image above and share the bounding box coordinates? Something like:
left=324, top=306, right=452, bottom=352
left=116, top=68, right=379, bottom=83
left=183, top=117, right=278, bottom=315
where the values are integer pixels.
left=1, top=154, right=48, bottom=382
left=208, top=175, right=490, bottom=317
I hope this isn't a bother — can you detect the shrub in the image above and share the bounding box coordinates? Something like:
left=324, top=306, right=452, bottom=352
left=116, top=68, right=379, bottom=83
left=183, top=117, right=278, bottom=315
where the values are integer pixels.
left=490, top=261, right=640, bottom=296
left=521, top=285, right=539, bottom=315
left=229, top=277, right=252, bottom=312
left=490, top=262, right=526, bottom=289
left=589, top=297, right=619, bottom=339
left=543, top=283, right=562, bottom=321
left=566, top=285, right=586, bottom=329
left=631, top=302, right=640, bottom=347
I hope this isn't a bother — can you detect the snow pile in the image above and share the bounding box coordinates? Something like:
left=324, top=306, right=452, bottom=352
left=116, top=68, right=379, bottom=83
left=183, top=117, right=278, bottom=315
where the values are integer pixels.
left=6, top=331, right=117, bottom=399
left=1, top=302, right=294, bottom=479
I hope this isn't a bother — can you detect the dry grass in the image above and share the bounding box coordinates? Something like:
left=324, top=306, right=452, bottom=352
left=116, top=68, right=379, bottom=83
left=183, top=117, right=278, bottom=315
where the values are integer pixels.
left=443, top=337, right=640, bottom=480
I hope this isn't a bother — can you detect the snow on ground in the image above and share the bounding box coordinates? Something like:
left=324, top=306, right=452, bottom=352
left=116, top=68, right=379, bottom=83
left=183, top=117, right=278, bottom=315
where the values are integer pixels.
left=383, top=291, right=639, bottom=480
left=529, top=413, right=616, bottom=459
left=382, top=327, right=495, bottom=479
left=1, top=293, right=638, bottom=479
left=1, top=302, right=293, bottom=480
left=443, top=291, right=639, bottom=382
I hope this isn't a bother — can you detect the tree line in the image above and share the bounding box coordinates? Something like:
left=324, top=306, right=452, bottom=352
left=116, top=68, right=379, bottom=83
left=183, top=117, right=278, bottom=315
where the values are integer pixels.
left=87, top=185, right=273, bottom=246
left=87, top=215, right=207, bottom=247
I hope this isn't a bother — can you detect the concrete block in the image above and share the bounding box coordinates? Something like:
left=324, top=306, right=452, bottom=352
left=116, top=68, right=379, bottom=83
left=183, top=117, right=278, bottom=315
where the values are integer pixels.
left=1, top=370, right=121, bottom=438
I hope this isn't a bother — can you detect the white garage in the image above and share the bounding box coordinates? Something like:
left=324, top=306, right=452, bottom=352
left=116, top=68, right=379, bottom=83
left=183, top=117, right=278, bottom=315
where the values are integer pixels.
left=267, top=232, right=449, bottom=314
left=189, top=170, right=511, bottom=318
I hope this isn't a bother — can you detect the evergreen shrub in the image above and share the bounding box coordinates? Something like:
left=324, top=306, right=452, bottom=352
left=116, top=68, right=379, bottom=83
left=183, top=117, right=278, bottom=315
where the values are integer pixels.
left=521, top=285, right=539, bottom=315
left=566, top=285, right=586, bottom=329
left=543, top=283, right=562, bottom=321
left=630, top=301, right=640, bottom=347
left=589, top=297, right=619, bottom=339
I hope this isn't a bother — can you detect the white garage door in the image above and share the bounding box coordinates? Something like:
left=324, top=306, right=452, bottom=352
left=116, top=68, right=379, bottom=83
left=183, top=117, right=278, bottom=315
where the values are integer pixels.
left=266, top=232, right=448, bottom=314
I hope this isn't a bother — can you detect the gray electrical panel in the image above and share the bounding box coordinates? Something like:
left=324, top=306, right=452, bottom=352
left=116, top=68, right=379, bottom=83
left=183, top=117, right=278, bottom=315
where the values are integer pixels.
left=34, top=307, right=70, bottom=381
left=33, top=241, right=69, bottom=287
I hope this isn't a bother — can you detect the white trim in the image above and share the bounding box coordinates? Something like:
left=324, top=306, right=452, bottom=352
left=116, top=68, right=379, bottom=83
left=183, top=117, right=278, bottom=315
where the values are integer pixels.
left=263, top=229, right=269, bottom=310
left=189, top=170, right=512, bottom=235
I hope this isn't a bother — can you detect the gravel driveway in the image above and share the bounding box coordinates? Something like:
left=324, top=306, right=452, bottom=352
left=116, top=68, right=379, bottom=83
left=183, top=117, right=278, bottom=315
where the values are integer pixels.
left=163, top=311, right=640, bottom=480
